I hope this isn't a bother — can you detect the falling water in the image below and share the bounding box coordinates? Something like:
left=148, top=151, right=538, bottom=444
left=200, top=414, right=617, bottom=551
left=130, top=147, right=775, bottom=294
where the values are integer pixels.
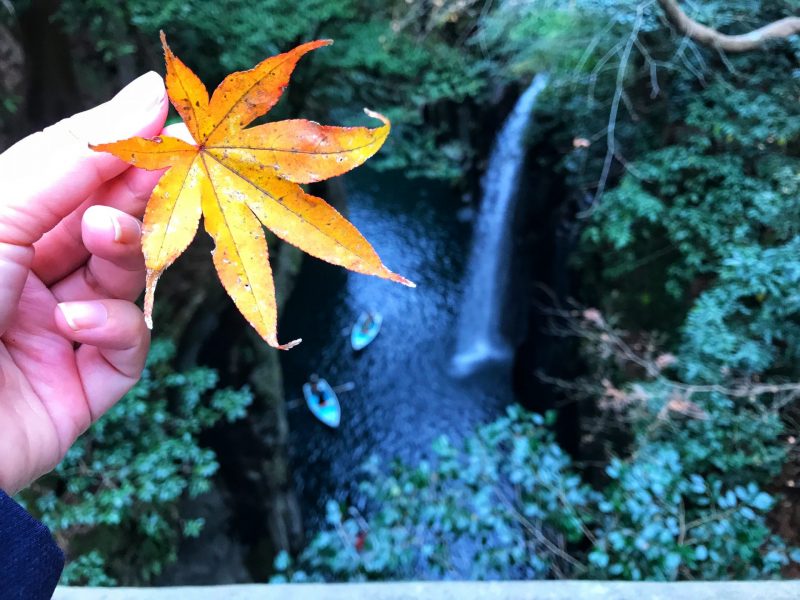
left=452, top=73, right=549, bottom=376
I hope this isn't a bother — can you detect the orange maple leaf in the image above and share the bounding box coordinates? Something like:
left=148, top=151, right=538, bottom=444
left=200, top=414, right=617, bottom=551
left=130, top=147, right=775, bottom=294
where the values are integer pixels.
left=91, top=32, right=413, bottom=349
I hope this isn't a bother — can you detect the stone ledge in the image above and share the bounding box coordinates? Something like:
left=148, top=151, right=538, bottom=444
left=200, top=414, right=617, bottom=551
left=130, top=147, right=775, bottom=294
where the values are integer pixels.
left=54, top=580, right=800, bottom=600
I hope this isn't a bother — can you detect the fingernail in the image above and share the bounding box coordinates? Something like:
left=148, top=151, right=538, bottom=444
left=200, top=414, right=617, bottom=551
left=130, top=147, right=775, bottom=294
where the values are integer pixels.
left=84, top=207, right=140, bottom=244
left=112, top=71, right=166, bottom=117
left=84, top=207, right=119, bottom=241
left=110, top=215, right=123, bottom=242
left=111, top=214, right=141, bottom=244
left=58, top=302, right=108, bottom=331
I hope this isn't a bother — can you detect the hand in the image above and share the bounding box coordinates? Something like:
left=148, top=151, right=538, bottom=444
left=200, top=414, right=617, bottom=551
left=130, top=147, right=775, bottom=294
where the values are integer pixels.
left=0, top=73, right=169, bottom=494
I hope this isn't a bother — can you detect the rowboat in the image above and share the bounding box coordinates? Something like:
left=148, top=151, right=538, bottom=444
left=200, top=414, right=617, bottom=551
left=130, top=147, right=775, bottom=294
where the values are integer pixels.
left=302, top=378, right=341, bottom=428
left=350, top=312, right=383, bottom=351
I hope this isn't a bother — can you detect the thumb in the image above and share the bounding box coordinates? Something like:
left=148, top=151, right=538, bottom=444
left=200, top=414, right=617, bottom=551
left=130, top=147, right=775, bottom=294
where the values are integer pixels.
left=0, top=72, right=168, bottom=335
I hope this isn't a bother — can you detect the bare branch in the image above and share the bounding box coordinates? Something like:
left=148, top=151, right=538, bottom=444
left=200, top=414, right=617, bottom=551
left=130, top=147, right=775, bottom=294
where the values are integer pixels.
left=538, top=300, right=800, bottom=414
left=658, top=0, right=800, bottom=52
left=582, top=4, right=645, bottom=217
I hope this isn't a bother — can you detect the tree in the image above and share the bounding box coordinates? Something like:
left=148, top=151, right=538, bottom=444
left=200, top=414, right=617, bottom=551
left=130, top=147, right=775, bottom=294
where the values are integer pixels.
left=658, top=0, right=800, bottom=52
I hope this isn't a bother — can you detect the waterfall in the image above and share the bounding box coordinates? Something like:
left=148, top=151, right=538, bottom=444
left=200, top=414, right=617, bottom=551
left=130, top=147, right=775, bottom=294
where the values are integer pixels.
left=452, top=74, right=548, bottom=376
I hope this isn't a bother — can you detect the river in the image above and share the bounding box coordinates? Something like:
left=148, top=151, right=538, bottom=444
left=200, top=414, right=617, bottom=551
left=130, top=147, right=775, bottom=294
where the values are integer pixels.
left=279, top=170, right=515, bottom=530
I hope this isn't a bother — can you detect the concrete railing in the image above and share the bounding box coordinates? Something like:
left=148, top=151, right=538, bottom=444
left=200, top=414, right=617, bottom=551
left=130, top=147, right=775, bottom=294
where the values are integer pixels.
left=54, top=580, right=800, bottom=600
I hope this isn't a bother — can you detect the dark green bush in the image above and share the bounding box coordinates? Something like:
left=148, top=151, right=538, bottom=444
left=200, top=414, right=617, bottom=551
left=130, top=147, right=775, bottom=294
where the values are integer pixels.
left=274, top=403, right=795, bottom=582
left=19, top=339, right=253, bottom=585
left=274, top=406, right=596, bottom=582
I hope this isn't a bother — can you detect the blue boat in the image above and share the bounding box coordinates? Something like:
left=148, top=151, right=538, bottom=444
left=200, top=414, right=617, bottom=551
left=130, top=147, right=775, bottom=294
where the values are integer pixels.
left=302, top=378, right=341, bottom=428
left=350, top=312, right=383, bottom=351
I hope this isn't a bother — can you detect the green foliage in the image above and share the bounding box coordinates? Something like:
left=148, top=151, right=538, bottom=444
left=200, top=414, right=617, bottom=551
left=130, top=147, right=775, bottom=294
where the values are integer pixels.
left=570, top=9, right=800, bottom=382
left=274, top=406, right=595, bottom=581
left=681, top=239, right=800, bottom=381
left=527, top=0, right=800, bottom=584
left=479, top=0, right=661, bottom=77
left=53, top=0, right=497, bottom=180
left=274, top=405, right=794, bottom=582
left=20, top=339, right=253, bottom=586
left=586, top=381, right=790, bottom=579
left=590, top=444, right=788, bottom=580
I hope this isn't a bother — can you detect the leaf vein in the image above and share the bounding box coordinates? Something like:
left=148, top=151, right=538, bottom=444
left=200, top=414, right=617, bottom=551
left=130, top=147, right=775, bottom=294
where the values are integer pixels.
left=200, top=153, right=273, bottom=329
left=204, top=151, right=357, bottom=258
left=152, top=156, right=197, bottom=264
left=206, top=137, right=382, bottom=156
left=205, top=53, right=296, bottom=141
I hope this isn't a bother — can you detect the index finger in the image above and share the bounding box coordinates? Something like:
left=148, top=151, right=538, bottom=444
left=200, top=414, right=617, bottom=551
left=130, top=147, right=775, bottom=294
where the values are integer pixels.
left=0, top=72, right=168, bottom=247
left=33, top=124, right=189, bottom=284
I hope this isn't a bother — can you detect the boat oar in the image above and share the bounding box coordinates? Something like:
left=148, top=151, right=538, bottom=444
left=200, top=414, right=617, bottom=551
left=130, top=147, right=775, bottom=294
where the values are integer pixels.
left=332, top=381, right=355, bottom=394
left=286, top=381, right=355, bottom=409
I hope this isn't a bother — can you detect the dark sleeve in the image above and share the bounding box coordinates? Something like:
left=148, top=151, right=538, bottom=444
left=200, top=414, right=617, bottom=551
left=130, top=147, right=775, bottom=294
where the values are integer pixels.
left=0, top=489, right=64, bottom=600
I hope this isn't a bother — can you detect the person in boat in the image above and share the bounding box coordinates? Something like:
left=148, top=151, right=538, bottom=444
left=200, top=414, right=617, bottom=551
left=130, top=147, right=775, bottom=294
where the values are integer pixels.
left=361, top=311, right=376, bottom=333
left=309, top=373, right=327, bottom=406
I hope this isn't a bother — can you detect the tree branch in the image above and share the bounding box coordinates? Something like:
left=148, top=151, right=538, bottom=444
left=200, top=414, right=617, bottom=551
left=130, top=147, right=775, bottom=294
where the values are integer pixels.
left=658, top=0, right=800, bottom=52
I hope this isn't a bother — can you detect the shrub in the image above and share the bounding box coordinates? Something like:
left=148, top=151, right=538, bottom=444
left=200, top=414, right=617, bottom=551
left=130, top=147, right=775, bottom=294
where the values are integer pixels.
left=274, top=402, right=796, bottom=582
left=274, top=405, right=596, bottom=582
left=19, top=339, right=253, bottom=585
